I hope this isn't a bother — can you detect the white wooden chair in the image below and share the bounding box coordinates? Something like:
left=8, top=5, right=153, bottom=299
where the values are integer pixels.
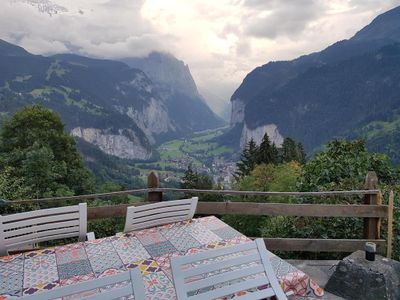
left=170, top=238, right=288, bottom=300
left=124, top=197, right=198, bottom=232
left=20, top=268, right=145, bottom=300
left=0, top=203, right=94, bottom=256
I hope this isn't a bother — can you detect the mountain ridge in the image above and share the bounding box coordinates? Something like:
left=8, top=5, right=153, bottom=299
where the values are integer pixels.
left=0, top=39, right=223, bottom=164
left=227, top=5, right=400, bottom=163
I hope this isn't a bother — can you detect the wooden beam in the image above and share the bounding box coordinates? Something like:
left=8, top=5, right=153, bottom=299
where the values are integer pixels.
left=7, top=188, right=380, bottom=205
left=87, top=202, right=388, bottom=220
left=363, top=171, right=380, bottom=239
left=257, top=238, right=386, bottom=253
left=196, top=202, right=388, bottom=218
left=147, top=172, right=162, bottom=202
left=387, top=191, right=394, bottom=258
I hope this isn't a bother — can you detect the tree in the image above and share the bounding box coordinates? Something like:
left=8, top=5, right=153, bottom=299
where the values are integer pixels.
left=281, top=137, right=306, bottom=164
left=181, top=165, right=212, bottom=190
left=235, top=139, right=259, bottom=178
left=0, top=105, right=94, bottom=199
left=299, top=139, right=395, bottom=192
left=257, top=133, right=279, bottom=165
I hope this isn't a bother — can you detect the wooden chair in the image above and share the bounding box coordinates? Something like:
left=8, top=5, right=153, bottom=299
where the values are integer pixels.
left=0, top=203, right=94, bottom=256
left=170, top=238, right=288, bottom=300
left=124, top=197, right=198, bottom=232
left=20, top=268, right=145, bottom=300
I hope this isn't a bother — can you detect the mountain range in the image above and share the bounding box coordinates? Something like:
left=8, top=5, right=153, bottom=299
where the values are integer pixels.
left=0, top=40, right=224, bottom=165
left=227, top=5, right=400, bottom=163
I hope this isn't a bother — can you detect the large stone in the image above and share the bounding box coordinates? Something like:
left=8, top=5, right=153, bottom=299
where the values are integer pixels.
left=325, top=250, right=400, bottom=300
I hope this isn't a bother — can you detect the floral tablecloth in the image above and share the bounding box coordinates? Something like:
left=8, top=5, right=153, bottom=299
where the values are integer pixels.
left=0, top=216, right=324, bottom=299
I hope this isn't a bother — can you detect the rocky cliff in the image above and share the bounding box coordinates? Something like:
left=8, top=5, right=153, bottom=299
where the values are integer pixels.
left=122, top=52, right=224, bottom=136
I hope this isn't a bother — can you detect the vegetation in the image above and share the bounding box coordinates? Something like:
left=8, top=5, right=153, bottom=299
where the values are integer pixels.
left=0, top=105, right=94, bottom=200
left=225, top=139, right=400, bottom=259
left=235, top=135, right=306, bottom=178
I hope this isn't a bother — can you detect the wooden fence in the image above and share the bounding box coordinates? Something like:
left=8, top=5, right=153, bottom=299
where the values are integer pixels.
left=4, top=171, right=395, bottom=257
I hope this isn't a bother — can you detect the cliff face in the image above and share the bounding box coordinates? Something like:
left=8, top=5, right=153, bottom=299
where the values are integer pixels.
left=0, top=41, right=195, bottom=161
left=226, top=6, right=400, bottom=163
left=122, top=52, right=225, bottom=136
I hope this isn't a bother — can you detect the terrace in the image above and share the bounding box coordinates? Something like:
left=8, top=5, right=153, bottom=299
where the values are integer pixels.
left=0, top=171, right=396, bottom=299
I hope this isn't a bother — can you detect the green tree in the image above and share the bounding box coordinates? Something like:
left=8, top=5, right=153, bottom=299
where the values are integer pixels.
left=235, top=139, right=259, bottom=178
left=281, top=137, right=298, bottom=162
left=0, top=105, right=94, bottom=199
left=257, top=134, right=279, bottom=165
left=299, top=139, right=395, bottom=192
left=181, top=165, right=213, bottom=190
left=180, top=165, right=219, bottom=201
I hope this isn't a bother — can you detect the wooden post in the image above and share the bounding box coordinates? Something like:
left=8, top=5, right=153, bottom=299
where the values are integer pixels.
left=147, top=171, right=162, bottom=202
left=363, top=171, right=380, bottom=239
left=387, top=190, right=394, bottom=258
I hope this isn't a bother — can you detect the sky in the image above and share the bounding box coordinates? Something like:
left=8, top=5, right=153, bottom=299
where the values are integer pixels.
left=1, top=0, right=400, bottom=115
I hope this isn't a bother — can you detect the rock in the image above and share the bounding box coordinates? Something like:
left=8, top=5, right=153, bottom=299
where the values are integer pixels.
left=325, top=250, right=400, bottom=300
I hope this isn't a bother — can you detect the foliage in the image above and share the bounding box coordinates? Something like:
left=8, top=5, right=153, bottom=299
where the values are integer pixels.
left=299, top=139, right=395, bottom=193
left=257, top=134, right=279, bottom=165
left=281, top=138, right=306, bottom=164
left=222, top=162, right=301, bottom=237
left=235, top=139, right=259, bottom=178
left=235, top=136, right=306, bottom=179
left=180, top=165, right=222, bottom=202
left=0, top=105, right=94, bottom=200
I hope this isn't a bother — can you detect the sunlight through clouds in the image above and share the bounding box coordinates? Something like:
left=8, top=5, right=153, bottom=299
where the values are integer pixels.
left=1, top=0, right=399, bottom=108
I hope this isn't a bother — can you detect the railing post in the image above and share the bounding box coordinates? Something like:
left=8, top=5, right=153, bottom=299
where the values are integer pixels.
left=363, top=171, right=380, bottom=239
left=147, top=171, right=162, bottom=202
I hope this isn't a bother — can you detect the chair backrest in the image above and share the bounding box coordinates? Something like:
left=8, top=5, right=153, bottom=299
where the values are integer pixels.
left=0, top=203, right=87, bottom=256
left=124, top=197, right=198, bottom=232
left=20, top=268, right=145, bottom=300
left=170, top=238, right=287, bottom=300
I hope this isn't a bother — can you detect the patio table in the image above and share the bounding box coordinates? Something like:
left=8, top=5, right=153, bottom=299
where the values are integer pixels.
left=0, top=216, right=324, bottom=299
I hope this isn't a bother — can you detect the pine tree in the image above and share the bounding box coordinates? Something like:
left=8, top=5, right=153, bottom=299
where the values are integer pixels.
left=257, top=133, right=272, bottom=164
left=281, top=137, right=298, bottom=162
left=235, top=138, right=258, bottom=178
left=296, top=142, right=307, bottom=164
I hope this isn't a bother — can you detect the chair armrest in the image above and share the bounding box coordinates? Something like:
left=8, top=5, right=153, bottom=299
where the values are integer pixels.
left=86, top=232, right=96, bottom=241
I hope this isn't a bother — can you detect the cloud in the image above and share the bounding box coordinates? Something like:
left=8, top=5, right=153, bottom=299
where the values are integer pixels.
left=1, top=0, right=400, bottom=112
left=243, top=0, right=328, bottom=39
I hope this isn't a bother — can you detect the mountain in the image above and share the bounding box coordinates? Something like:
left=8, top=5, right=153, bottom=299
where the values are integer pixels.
left=121, top=52, right=224, bottom=134
left=227, top=5, right=400, bottom=162
left=0, top=40, right=222, bottom=165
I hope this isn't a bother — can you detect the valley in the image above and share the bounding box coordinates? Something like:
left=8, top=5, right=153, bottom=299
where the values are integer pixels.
left=134, top=127, right=237, bottom=187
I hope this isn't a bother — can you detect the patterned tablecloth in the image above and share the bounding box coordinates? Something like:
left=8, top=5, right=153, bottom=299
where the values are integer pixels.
left=0, top=216, right=324, bottom=299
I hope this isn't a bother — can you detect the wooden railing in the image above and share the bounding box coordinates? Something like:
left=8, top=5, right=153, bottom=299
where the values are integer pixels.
left=3, top=171, right=395, bottom=257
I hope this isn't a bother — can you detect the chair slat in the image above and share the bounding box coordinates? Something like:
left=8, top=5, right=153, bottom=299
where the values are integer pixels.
left=124, top=197, right=198, bottom=232
left=230, top=288, right=276, bottom=300
left=2, top=205, right=80, bottom=222
left=185, top=264, right=266, bottom=292
left=133, top=198, right=194, bottom=212
left=20, top=268, right=145, bottom=300
left=84, top=284, right=132, bottom=300
left=189, top=276, right=268, bottom=300
left=174, top=241, right=257, bottom=265
left=135, top=201, right=190, bottom=218
left=182, top=253, right=260, bottom=279
left=171, top=239, right=288, bottom=300
left=130, top=210, right=192, bottom=223
left=0, top=203, right=88, bottom=256
left=7, top=232, right=80, bottom=249
left=4, top=219, right=80, bottom=238
left=2, top=213, right=80, bottom=230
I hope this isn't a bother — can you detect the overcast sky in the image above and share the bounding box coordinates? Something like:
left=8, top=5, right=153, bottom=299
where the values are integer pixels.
left=1, top=0, right=400, bottom=114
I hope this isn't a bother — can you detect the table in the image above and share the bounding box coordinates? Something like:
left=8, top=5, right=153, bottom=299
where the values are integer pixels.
left=0, top=216, right=324, bottom=299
